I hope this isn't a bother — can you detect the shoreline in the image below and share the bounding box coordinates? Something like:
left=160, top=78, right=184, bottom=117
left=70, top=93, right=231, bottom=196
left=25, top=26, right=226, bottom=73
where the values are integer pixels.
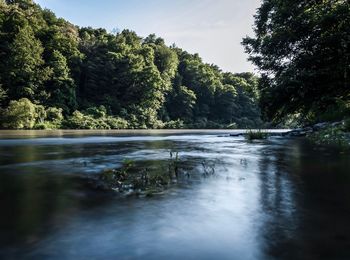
left=0, top=129, right=292, bottom=138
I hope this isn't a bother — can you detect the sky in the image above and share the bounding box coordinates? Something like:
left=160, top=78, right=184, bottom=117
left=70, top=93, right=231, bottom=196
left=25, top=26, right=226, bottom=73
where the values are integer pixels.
left=34, top=0, right=261, bottom=73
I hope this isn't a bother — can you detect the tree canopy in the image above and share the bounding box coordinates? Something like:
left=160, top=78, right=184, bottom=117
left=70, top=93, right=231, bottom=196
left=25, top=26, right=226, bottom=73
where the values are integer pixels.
left=243, top=0, right=350, bottom=124
left=0, top=0, right=262, bottom=129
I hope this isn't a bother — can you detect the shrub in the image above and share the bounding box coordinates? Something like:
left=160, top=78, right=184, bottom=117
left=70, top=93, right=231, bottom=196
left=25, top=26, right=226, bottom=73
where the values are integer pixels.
left=85, top=106, right=107, bottom=118
left=105, top=117, right=129, bottom=129
left=164, top=119, right=184, bottom=129
left=46, top=107, right=63, bottom=122
left=63, top=110, right=130, bottom=130
left=63, top=110, right=96, bottom=129
left=308, top=127, right=349, bottom=148
left=1, top=98, right=37, bottom=129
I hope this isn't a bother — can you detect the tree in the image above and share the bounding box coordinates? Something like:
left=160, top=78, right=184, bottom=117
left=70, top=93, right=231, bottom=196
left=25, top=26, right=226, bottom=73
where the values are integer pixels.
left=7, top=26, right=51, bottom=102
left=243, top=0, right=350, bottom=122
left=46, top=50, right=77, bottom=112
left=166, top=85, right=196, bottom=122
left=1, top=98, right=38, bottom=129
left=0, top=0, right=264, bottom=129
left=0, top=85, right=7, bottom=105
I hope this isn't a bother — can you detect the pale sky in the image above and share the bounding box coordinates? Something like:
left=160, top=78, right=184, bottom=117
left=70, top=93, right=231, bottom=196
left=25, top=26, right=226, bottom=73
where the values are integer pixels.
left=34, top=0, right=261, bottom=73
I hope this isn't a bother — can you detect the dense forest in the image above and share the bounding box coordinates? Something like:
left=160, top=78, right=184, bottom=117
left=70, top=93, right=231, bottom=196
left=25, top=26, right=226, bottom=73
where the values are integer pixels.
left=1, top=0, right=348, bottom=130
left=243, top=0, right=349, bottom=126
left=0, top=0, right=262, bottom=129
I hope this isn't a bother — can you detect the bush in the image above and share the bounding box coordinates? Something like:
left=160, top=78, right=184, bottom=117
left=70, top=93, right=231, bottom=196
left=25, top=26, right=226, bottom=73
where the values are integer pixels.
left=308, top=127, right=349, bottom=148
left=164, top=119, right=184, bottom=129
left=85, top=106, right=107, bottom=118
left=63, top=110, right=130, bottom=130
left=105, top=117, right=129, bottom=129
left=1, top=98, right=37, bottom=129
left=46, top=107, right=63, bottom=122
left=63, top=111, right=97, bottom=129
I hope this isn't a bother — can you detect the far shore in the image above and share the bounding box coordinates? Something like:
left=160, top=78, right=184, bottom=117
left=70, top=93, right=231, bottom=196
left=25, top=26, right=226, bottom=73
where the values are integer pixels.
left=0, top=129, right=292, bottom=138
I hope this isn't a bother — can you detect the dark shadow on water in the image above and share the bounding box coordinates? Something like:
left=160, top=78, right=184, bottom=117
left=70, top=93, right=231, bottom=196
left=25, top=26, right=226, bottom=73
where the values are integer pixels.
left=0, top=135, right=350, bottom=259
left=257, top=139, right=350, bottom=259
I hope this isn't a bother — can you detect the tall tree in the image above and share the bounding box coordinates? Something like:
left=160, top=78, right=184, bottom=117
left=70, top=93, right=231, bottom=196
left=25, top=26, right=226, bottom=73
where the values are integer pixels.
left=46, top=50, right=77, bottom=112
left=243, top=0, right=350, bottom=122
left=6, top=26, right=51, bottom=102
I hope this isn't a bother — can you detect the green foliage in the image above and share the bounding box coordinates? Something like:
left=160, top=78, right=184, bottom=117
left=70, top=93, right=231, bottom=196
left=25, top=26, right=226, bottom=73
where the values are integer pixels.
left=243, top=0, right=350, bottom=123
left=0, top=98, right=67, bottom=129
left=85, top=105, right=107, bottom=118
left=308, top=127, right=349, bottom=148
left=7, top=26, right=51, bottom=102
left=45, top=107, right=63, bottom=128
left=245, top=129, right=268, bottom=140
left=46, top=50, right=77, bottom=112
left=104, top=116, right=129, bottom=129
left=314, top=99, right=350, bottom=123
left=0, top=86, right=7, bottom=105
left=46, top=107, right=63, bottom=122
left=166, top=85, right=196, bottom=122
left=344, top=118, right=350, bottom=132
left=64, top=111, right=106, bottom=129
left=0, top=1, right=264, bottom=129
left=63, top=110, right=129, bottom=130
left=1, top=98, right=37, bottom=129
left=163, top=119, right=184, bottom=129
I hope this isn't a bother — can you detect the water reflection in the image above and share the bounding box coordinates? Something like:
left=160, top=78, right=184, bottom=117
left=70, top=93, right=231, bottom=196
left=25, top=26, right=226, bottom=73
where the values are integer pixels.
left=0, top=134, right=350, bottom=259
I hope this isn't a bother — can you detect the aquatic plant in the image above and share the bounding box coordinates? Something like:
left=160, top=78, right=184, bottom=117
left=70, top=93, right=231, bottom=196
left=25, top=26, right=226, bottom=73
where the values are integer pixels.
left=169, top=151, right=180, bottom=178
left=98, top=156, right=178, bottom=196
left=245, top=129, right=268, bottom=140
left=201, top=160, right=216, bottom=177
left=96, top=152, right=222, bottom=196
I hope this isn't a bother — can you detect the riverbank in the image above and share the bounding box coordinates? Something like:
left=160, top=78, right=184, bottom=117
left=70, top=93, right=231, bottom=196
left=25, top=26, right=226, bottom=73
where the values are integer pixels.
left=0, top=129, right=291, bottom=139
left=287, top=120, right=350, bottom=148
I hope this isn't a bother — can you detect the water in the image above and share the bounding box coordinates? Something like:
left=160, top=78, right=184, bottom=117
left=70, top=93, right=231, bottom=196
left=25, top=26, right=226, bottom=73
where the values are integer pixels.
left=0, top=130, right=350, bottom=259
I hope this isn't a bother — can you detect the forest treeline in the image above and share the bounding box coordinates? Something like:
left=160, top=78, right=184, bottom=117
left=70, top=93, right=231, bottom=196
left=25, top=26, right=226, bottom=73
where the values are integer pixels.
left=2, top=0, right=347, bottom=130
left=0, top=0, right=262, bottom=129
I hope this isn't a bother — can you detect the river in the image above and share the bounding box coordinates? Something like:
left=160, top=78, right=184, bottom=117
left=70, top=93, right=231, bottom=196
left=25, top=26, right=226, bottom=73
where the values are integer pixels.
left=0, top=130, right=349, bottom=259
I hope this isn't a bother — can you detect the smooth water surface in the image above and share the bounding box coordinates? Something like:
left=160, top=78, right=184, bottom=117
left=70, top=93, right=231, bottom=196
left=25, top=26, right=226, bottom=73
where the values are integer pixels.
left=0, top=130, right=350, bottom=259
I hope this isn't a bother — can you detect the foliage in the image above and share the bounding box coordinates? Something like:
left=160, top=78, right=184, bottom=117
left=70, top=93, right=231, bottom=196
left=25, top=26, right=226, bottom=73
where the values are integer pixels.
left=46, top=107, right=63, bottom=122
left=1, top=98, right=37, bottom=129
left=63, top=110, right=129, bottom=129
left=163, top=119, right=184, bottom=129
left=0, top=86, right=7, bottom=104
left=0, top=0, right=263, bottom=129
left=99, top=158, right=172, bottom=195
left=0, top=98, right=66, bottom=129
left=245, top=129, right=268, bottom=140
left=243, top=0, right=350, bottom=124
left=308, top=127, right=349, bottom=148
left=344, top=118, right=350, bottom=132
